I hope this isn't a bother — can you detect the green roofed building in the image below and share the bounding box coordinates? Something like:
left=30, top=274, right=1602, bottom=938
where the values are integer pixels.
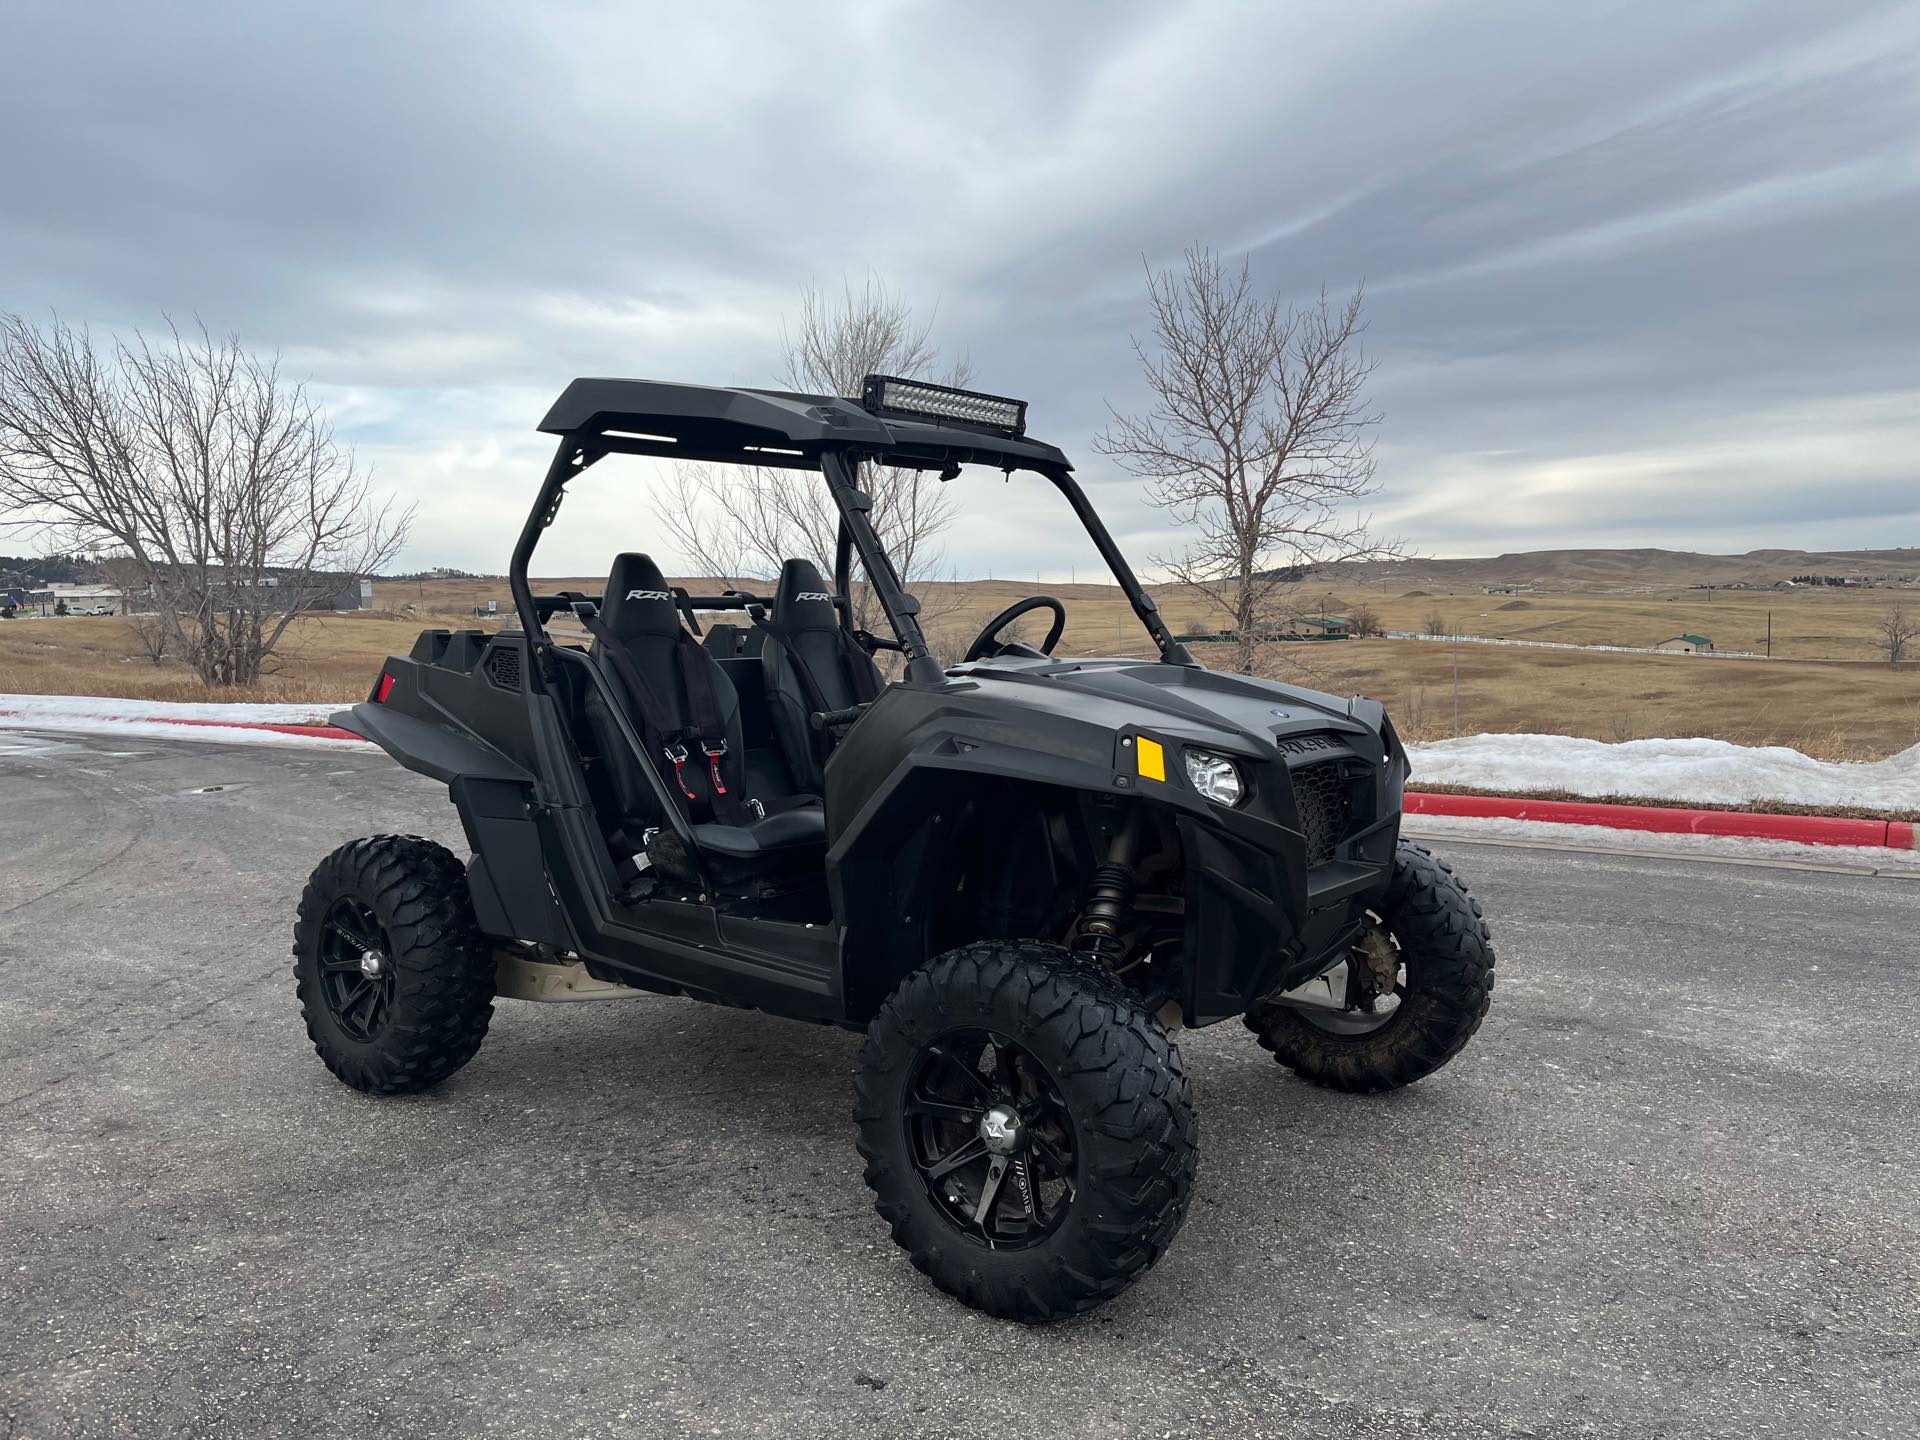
left=1653, top=634, right=1714, bottom=654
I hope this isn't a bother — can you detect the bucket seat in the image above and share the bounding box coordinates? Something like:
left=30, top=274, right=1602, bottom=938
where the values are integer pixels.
left=578, top=553, right=825, bottom=881
left=755, top=558, right=885, bottom=794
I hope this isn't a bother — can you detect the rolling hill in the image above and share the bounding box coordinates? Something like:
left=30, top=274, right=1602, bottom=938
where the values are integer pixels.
left=1324, top=547, right=1920, bottom=592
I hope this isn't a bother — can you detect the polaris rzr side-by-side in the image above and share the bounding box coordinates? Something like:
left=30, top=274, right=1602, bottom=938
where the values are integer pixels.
left=294, top=373, right=1495, bottom=1321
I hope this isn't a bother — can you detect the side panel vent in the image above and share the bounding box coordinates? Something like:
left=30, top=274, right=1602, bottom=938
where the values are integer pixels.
left=483, top=645, right=523, bottom=692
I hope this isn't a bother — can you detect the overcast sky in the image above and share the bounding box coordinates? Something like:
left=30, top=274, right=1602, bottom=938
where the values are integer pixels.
left=3, top=0, right=1916, bottom=579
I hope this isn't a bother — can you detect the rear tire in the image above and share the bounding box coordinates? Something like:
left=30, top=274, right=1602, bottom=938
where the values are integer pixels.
left=292, top=835, right=494, bottom=1095
left=854, top=940, right=1197, bottom=1322
left=1244, top=840, right=1494, bottom=1093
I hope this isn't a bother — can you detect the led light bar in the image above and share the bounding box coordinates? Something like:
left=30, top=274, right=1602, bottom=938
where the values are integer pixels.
left=860, top=374, right=1028, bottom=436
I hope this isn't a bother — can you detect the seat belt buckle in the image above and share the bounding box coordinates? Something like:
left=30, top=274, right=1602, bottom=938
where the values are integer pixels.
left=702, top=739, right=729, bottom=795
left=663, top=742, right=698, bottom=801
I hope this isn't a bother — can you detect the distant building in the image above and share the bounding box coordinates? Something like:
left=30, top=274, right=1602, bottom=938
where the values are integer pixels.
left=326, top=577, right=374, bottom=611
left=37, top=573, right=370, bottom=615
left=1483, top=583, right=1532, bottom=595
left=1171, top=615, right=1350, bottom=644
left=1653, top=633, right=1714, bottom=654
left=48, top=582, right=124, bottom=611
left=1282, top=614, right=1351, bottom=639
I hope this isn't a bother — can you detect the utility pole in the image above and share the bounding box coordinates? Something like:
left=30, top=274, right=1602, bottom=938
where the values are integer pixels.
left=1766, top=610, right=1771, bottom=658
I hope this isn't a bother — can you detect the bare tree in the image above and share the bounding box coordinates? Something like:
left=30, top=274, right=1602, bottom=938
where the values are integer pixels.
left=1098, top=248, right=1397, bottom=675
left=1874, top=602, right=1916, bottom=670
left=97, top=552, right=170, bottom=664
left=1423, top=610, right=1451, bottom=639
left=653, top=276, right=968, bottom=628
left=0, top=315, right=409, bottom=686
left=1346, top=602, right=1383, bottom=638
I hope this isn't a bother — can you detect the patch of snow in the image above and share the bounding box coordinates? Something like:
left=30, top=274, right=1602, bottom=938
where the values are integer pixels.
left=0, top=693, right=348, bottom=724
left=1407, top=733, right=1920, bottom=811
left=0, top=693, right=364, bottom=751
left=0, top=719, right=369, bottom=752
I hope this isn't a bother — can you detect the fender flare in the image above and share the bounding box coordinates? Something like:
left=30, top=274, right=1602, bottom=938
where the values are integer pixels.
left=331, top=703, right=533, bottom=787
left=333, top=703, right=571, bottom=948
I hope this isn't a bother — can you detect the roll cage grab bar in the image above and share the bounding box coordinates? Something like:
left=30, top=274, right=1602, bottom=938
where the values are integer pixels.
left=507, top=387, right=1194, bottom=695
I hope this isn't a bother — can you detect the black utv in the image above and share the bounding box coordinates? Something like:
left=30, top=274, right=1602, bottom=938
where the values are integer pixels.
left=295, top=374, right=1494, bottom=1322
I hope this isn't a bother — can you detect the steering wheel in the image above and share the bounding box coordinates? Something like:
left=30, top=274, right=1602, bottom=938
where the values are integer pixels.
left=961, top=595, right=1067, bottom=662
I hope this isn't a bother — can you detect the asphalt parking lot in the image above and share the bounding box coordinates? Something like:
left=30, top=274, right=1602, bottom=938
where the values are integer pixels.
left=3, top=730, right=1916, bottom=1439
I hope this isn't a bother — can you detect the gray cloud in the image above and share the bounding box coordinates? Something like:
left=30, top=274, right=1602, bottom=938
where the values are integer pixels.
left=2, top=0, right=1915, bottom=577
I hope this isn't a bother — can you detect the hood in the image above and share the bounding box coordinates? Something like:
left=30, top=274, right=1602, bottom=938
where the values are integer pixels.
left=943, top=656, right=1389, bottom=757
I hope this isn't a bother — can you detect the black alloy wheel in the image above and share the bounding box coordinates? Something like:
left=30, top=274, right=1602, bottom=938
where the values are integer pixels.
left=855, top=940, right=1197, bottom=1322
left=1244, top=839, right=1495, bottom=1092
left=316, top=897, right=397, bottom=1041
left=905, top=1029, right=1078, bottom=1249
left=292, top=834, right=494, bottom=1095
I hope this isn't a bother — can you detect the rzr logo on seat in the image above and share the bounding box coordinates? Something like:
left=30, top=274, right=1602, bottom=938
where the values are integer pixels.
left=625, top=589, right=671, bottom=601
left=796, top=591, right=832, bottom=603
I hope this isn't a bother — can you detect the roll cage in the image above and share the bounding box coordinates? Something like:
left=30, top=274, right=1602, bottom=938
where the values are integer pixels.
left=508, top=376, right=1195, bottom=689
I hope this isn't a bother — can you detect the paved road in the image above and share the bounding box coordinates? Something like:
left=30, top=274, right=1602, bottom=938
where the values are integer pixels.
left=3, top=731, right=1916, bottom=1440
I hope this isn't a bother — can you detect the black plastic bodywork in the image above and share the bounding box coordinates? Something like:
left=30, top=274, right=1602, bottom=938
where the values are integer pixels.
left=821, top=659, right=1405, bottom=1025
left=338, top=376, right=1409, bottom=1031
left=340, top=636, right=1405, bottom=1029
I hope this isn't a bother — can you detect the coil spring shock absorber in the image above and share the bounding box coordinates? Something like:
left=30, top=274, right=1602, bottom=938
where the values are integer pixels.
left=1073, top=813, right=1141, bottom=968
left=1073, top=862, right=1138, bottom=966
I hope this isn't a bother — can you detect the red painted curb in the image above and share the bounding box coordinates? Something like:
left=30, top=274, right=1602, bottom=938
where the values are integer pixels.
left=149, top=716, right=365, bottom=741
left=0, top=709, right=363, bottom=743
left=1406, top=791, right=1910, bottom=850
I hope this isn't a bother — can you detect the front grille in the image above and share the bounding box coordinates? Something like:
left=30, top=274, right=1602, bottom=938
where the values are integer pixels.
left=1291, top=760, right=1351, bottom=865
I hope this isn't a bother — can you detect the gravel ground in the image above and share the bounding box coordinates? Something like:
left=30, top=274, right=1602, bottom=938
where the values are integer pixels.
left=3, top=730, right=1916, bottom=1439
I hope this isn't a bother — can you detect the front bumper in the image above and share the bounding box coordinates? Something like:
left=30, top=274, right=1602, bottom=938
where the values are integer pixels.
left=1174, top=733, right=1405, bottom=1025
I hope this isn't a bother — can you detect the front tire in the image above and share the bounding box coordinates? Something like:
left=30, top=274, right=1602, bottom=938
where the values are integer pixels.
left=854, top=941, right=1198, bottom=1322
left=292, top=835, right=494, bottom=1095
left=1244, top=840, right=1494, bottom=1093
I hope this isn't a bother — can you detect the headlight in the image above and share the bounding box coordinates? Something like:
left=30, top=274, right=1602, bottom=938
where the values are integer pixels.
left=1184, top=749, right=1244, bottom=806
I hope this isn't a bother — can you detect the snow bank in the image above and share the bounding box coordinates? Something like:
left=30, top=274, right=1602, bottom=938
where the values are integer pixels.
left=1407, top=733, right=1920, bottom=811
left=0, top=693, right=366, bottom=750
left=0, top=693, right=348, bottom=724
left=3, top=694, right=1913, bottom=813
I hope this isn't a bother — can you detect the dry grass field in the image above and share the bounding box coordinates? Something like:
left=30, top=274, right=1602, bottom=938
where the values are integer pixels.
left=1308, top=642, right=1918, bottom=758
left=2, top=573, right=1914, bottom=759
left=1307, top=583, right=1913, bottom=661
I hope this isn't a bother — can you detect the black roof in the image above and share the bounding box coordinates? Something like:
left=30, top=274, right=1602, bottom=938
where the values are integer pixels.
left=537, top=378, right=1071, bottom=473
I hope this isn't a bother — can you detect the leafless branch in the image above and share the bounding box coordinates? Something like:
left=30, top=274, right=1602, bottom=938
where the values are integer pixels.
left=1874, top=602, right=1916, bottom=670
left=1097, top=249, right=1399, bottom=674
left=0, top=313, right=411, bottom=685
left=650, top=274, right=968, bottom=632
